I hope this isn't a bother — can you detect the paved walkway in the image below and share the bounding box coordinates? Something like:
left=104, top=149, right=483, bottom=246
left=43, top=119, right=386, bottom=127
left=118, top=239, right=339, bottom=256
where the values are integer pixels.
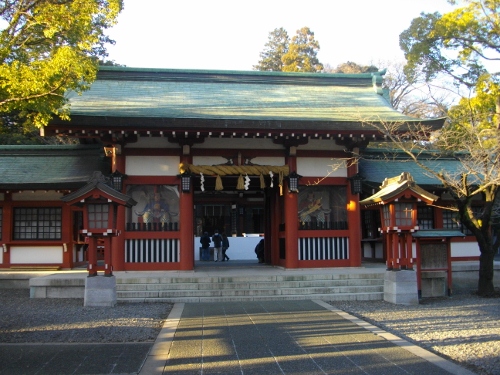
left=141, top=300, right=474, bottom=375
left=0, top=299, right=476, bottom=375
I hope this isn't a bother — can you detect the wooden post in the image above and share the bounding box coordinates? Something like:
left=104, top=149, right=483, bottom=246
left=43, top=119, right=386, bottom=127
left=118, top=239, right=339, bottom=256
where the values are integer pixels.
left=87, top=237, right=98, bottom=276
left=1, top=193, right=12, bottom=267
left=111, top=153, right=126, bottom=270
left=103, top=237, right=113, bottom=276
left=179, top=153, right=194, bottom=270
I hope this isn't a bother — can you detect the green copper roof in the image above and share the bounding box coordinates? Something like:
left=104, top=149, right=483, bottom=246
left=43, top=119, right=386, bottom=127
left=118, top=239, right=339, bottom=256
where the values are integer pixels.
left=359, top=172, right=439, bottom=207
left=0, top=145, right=110, bottom=189
left=63, top=67, right=440, bottom=125
left=359, top=149, right=462, bottom=187
left=412, top=230, right=465, bottom=238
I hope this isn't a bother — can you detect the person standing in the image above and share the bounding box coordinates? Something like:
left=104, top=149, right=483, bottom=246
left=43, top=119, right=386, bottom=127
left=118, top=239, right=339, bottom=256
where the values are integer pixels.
left=221, top=232, right=230, bottom=261
left=200, top=232, right=211, bottom=261
left=255, top=238, right=264, bottom=263
left=212, top=230, right=222, bottom=262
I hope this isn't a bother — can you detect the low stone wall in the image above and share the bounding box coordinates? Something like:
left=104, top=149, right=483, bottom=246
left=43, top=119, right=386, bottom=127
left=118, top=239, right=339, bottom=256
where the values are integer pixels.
left=452, top=261, right=500, bottom=293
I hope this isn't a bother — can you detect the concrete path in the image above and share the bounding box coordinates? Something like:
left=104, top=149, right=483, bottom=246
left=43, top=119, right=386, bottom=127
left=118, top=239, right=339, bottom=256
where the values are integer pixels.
left=0, top=299, right=475, bottom=375
left=142, top=300, right=474, bottom=375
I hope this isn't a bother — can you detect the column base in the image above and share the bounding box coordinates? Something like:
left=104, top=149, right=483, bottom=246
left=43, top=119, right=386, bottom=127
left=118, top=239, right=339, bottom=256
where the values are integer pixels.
left=384, top=270, right=419, bottom=305
left=84, top=275, right=117, bottom=307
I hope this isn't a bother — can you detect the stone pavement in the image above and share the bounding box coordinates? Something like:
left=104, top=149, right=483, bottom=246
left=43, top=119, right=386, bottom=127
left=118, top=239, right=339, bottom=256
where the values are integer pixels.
left=141, top=300, right=475, bottom=375
left=0, top=299, right=476, bottom=375
left=0, top=342, right=151, bottom=374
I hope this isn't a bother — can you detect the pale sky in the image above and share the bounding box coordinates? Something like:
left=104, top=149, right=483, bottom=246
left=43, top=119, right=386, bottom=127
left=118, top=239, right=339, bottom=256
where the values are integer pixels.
left=106, top=0, right=457, bottom=71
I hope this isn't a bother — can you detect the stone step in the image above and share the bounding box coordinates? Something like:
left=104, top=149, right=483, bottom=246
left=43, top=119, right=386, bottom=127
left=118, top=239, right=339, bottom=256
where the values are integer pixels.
left=116, top=285, right=383, bottom=302
left=117, top=284, right=382, bottom=297
left=114, top=273, right=385, bottom=285
left=116, top=278, right=384, bottom=291
left=117, top=291, right=384, bottom=303
left=114, top=271, right=385, bottom=302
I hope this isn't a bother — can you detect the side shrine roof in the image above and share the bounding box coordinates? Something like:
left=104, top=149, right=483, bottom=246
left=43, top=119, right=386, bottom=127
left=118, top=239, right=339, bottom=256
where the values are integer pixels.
left=0, top=144, right=110, bottom=190
left=61, top=171, right=136, bottom=207
left=49, top=67, right=445, bottom=134
left=359, top=172, right=439, bottom=207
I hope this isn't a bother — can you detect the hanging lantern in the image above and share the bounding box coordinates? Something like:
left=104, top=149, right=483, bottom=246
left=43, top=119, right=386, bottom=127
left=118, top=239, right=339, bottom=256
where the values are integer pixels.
left=348, top=173, right=364, bottom=195
left=109, top=170, right=125, bottom=191
left=287, top=171, right=301, bottom=193
left=178, top=172, right=192, bottom=193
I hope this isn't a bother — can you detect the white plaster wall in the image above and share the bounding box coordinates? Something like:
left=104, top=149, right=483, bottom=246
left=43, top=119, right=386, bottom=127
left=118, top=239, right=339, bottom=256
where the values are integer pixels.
left=12, top=191, right=63, bottom=201
left=193, top=236, right=262, bottom=261
left=297, top=157, right=347, bottom=177
left=362, top=242, right=384, bottom=259
left=249, top=157, right=285, bottom=166
left=451, top=241, right=481, bottom=258
left=298, top=139, right=344, bottom=151
left=192, top=138, right=282, bottom=150
left=192, top=156, right=228, bottom=166
left=0, top=247, right=3, bottom=263
left=125, top=137, right=178, bottom=149
left=126, top=156, right=179, bottom=176
left=192, top=156, right=285, bottom=167
left=10, top=246, right=63, bottom=264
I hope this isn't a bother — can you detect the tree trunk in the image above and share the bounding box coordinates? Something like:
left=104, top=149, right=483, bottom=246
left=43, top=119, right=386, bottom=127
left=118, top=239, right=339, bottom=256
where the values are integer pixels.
left=477, top=247, right=496, bottom=297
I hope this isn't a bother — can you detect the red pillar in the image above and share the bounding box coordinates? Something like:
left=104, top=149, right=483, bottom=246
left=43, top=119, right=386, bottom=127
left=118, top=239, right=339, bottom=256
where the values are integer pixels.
left=61, top=205, right=72, bottom=269
left=347, top=163, right=362, bottom=267
left=284, top=153, right=298, bottom=269
left=102, top=236, right=113, bottom=276
left=179, top=153, right=194, bottom=270
left=111, top=153, right=126, bottom=270
left=1, top=193, right=12, bottom=267
left=87, top=237, right=98, bottom=276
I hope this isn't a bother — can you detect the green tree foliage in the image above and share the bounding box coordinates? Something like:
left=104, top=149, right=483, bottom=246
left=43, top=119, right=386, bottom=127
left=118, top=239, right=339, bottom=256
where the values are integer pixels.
left=325, top=61, right=378, bottom=74
left=282, top=27, right=323, bottom=73
left=398, top=0, right=500, bottom=296
left=400, top=0, right=499, bottom=86
left=253, top=27, right=289, bottom=71
left=255, top=27, right=323, bottom=73
left=0, top=0, right=123, bottom=130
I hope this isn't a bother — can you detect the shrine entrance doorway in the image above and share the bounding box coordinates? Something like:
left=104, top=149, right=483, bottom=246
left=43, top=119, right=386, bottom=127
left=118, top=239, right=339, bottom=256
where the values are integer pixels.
left=192, top=175, right=276, bottom=263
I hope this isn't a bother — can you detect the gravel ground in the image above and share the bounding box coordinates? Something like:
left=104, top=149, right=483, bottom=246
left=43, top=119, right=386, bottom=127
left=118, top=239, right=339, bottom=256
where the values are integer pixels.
left=0, top=289, right=498, bottom=375
left=329, top=291, right=500, bottom=375
left=0, top=289, right=172, bottom=343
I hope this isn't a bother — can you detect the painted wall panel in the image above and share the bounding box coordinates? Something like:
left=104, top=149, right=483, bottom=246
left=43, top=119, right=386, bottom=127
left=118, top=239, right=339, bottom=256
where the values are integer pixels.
left=10, top=246, right=63, bottom=264
left=126, top=156, right=179, bottom=176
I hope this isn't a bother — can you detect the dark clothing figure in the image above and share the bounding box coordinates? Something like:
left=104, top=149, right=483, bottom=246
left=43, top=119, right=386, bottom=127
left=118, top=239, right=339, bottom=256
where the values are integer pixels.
left=212, top=230, right=222, bottom=261
left=200, top=232, right=211, bottom=261
left=255, top=239, right=264, bottom=263
left=221, top=233, right=230, bottom=261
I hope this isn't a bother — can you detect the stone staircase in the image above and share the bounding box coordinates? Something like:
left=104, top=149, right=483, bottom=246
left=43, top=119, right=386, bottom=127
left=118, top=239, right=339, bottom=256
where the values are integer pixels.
left=115, top=272, right=385, bottom=303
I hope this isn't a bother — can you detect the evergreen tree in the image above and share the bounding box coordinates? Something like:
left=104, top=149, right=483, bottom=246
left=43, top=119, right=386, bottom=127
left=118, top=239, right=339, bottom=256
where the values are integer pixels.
left=282, top=27, right=323, bottom=73
left=255, top=27, right=323, bottom=73
left=253, top=27, right=289, bottom=71
left=0, top=0, right=123, bottom=129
